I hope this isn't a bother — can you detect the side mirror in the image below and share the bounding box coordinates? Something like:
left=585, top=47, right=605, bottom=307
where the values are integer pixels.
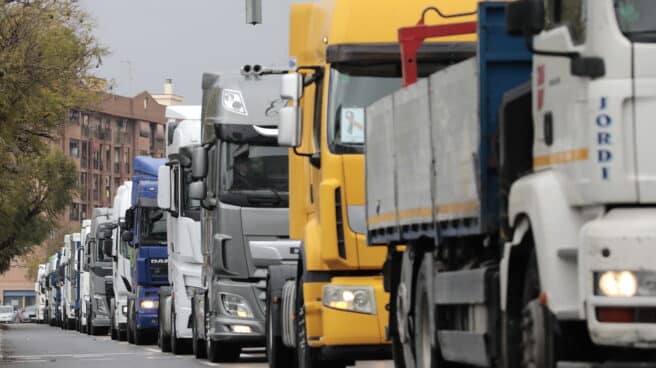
left=278, top=106, right=302, bottom=147
left=102, top=239, right=112, bottom=258
left=505, top=0, right=545, bottom=36
left=121, top=230, right=134, bottom=243
left=157, top=165, right=171, bottom=210
left=189, top=181, right=206, bottom=201
left=191, top=146, right=208, bottom=180
left=281, top=72, right=303, bottom=101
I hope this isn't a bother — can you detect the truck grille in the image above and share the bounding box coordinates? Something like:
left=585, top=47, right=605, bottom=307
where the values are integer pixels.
left=148, top=259, right=168, bottom=282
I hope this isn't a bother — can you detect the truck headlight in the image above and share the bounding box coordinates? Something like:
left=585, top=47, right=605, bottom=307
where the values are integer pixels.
left=140, top=300, right=159, bottom=309
left=596, top=271, right=648, bottom=297
left=323, top=285, right=376, bottom=315
left=121, top=305, right=128, bottom=315
left=220, top=293, right=253, bottom=318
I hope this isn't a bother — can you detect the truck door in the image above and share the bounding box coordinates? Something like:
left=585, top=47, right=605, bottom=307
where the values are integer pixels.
left=617, top=0, right=656, bottom=201
left=533, top=0, right=636, bottom=204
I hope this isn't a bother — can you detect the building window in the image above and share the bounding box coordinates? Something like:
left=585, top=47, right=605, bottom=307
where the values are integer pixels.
left=70, top=203, right=79, bottom=221
left=80, top=141, right=88, bottom=169
left=79, top=172, right=87, bottom=200
left=114, top=178, right=122, bottom=191
left=80, top=204, right=88, bottom=220
left=82, top=114, right=90, bottom=136
left=139, top=121, right=150, bottom=138
left=93, top=175, right=99, bottom=201
left=124, top=148, right=130, bottom=173
left=106, top=147, right=111, bottom=170
left=105, top=176, right=111, bottom=199
left=69, top=139, right=79, bottom=158
left=70, top=110, right=80, bottom=124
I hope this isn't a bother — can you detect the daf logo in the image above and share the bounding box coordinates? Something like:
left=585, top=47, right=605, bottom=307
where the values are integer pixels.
left=150, top=258, right=168, bottom=264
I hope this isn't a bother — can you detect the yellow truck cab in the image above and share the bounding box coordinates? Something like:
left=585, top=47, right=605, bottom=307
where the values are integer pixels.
left=268, top=1, right=479, bottom=367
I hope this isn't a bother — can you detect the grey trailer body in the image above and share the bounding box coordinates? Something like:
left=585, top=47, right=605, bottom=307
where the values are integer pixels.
left=189, top=70, right=297, bottom=362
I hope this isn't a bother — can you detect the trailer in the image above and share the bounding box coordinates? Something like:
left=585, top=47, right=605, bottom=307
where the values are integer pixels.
left=365, top=1, right=656, bottom=367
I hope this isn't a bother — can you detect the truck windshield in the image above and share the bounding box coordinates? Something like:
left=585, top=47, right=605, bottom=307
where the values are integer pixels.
left=615, top=0, right=656, bottom=42
left=328, top=67, right=402, bottom=154
left=140, top=207, right=167, bottom=244
left=219, top=143, right=288, bottom=208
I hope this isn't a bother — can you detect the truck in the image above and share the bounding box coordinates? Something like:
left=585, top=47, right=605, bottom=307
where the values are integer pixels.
left=35, top=264, right=47, bottom=323
left=84, top=208, right=113, bottom=335
left=363, top=1, right=656, bottom=367
left=108, top=181, right=133, bottom=341
left=78, top=219, right=92, bottom=333
left=58, top=236, right=71, bottom=329
left=156, top=105, right=202, bottom=354
left=46, top=251, right=61, bottom=326
left=62, top=233, right=81, bottom=330
left=269, top=0, right=479, bottom=366
left=188, top=69, right=295, bottom=363
left=122, top=157, right=168, bottom=345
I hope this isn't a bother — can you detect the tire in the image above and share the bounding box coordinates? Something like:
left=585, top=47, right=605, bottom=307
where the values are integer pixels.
left=111, top=327, right=118, bottom=340
left=134, top=328, right=149, bottom=346
left=204, top=294, right=241, bottom=363
left=296, top=273, right=345, bottom=368
left=414, top=257, right=436, bottom=368
left=127, top=303, right=135, bottom=344
left=520, top=252, right=556, bottom=368
left=266, top=278, right=294, bottom=368
left=191, top=300, right=206, bottom=359
left=159, top=309, right=171, bottom=352
left=87, top=306, right=94, bottom=336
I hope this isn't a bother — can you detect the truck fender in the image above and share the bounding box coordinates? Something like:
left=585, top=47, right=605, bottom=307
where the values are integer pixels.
left=507, top=171, right=583, bottom=318
left=500, top=217, right=530, bottom=312
left=267, top=264, right=297, bottom=340
left=158, top=286, right=172, bottom=335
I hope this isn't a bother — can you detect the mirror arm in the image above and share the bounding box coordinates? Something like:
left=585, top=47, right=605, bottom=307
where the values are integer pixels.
left=297, top=66, right=324, bottom=87
left=524, top=36, right=578, bottom=59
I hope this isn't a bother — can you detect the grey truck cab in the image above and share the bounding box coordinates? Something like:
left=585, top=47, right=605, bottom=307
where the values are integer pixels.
left=189, top=68, right=296, bottom=362
left=84, top=208, right=114, bottom=335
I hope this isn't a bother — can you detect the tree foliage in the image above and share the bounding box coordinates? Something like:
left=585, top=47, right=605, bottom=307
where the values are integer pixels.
left=0, top=0, right=106, bottom=273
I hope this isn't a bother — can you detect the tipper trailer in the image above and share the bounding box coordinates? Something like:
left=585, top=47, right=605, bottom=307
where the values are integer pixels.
left=365, top=1, right=656, bottom=367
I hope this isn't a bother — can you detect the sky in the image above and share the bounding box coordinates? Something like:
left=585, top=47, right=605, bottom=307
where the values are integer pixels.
left=78, top=0, right=304, bottom=104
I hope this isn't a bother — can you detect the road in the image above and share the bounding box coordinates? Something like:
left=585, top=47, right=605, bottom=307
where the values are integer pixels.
left=0, top=324, right=393, bottom=368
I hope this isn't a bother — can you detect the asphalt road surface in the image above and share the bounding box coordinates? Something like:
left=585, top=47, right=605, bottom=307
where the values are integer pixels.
left=0, top=324, right=393, bottom=368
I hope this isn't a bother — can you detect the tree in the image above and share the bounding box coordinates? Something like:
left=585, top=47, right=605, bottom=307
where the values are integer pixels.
left=0, top=0, right=106, bottom=273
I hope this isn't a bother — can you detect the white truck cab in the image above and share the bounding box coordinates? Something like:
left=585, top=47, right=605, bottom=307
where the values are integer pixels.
left=157, top=105, right=202, bottom=353
left=110, top=181, right=133, bottom=341
left=79, top=219, right=91, bottom=332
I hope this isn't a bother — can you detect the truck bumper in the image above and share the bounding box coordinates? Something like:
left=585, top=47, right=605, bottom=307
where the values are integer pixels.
left=304, top=275, right=390, bottom=348
left=136, top=312, right=158, bottom=330
left=91, top=317, right=111, bottom=327
left=581, top=208, right=656, bottom=348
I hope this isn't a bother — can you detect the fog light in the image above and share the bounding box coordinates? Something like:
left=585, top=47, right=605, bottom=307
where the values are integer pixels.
left=140, top=300, right=158, bottom=309
left=598, top=271, right=638, bottom=297
left=232, top=325, right=252, bottom=334
left=323, top=285, right=376, bottom=315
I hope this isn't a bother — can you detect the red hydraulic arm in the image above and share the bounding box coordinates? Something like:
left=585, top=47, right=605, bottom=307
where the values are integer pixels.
left=399, top=9, right=477, bottom=87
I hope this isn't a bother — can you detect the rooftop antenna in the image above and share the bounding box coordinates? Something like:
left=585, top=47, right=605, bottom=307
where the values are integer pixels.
left=245, top=0, right=262, bottom=25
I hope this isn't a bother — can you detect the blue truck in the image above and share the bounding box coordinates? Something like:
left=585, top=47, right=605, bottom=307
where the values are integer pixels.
left=122, top=156, right=169, bottom=345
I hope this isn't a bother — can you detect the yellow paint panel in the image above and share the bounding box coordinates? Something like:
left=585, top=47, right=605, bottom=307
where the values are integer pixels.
left=534, top=148, right=589, bottom=169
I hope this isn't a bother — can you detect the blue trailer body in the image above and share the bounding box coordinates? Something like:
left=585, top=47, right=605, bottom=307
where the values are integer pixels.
left=129, top=156, right=168, bottom=333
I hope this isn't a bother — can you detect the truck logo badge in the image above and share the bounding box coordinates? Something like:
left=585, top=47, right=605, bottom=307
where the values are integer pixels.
left=150, top=259, right=168, bottom=264
left=265, top=98, right=286, bottom=117
left=222, top=89, right=248, bottom=116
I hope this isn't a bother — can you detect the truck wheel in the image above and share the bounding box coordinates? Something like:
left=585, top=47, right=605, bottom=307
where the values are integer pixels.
left=266, top=279, right=294, bottom=368
left=191, top=302, right=206, bottom=359
left=520, top=253, right=555, bottom=368
left=159, top=310, right=171, bottom=352
left=127, top=304, right=135, bottom=344
left=414, top=257, right=437, bottom=368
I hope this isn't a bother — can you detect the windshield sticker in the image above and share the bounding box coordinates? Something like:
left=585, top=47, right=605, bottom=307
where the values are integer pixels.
left=341, top=107, right=365, bottom=144
left=222, top=89, right=248, bottom=116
